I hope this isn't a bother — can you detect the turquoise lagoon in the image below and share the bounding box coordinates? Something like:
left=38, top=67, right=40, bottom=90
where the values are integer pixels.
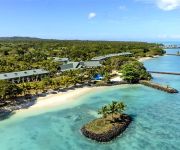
left=0, top=49, right=180, bottom=150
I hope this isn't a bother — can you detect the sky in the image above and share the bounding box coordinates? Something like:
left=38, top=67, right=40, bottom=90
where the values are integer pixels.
left=0, top=0, right=180, bottom=41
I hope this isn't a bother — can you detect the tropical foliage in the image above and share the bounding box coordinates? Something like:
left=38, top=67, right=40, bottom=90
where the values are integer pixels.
left=0, top=38, right=164, bottom=73
left=0, top=80, right=22, bottom=102
left=0, top=38, right=164, bottom=108
left=120, top=61, right=152, bottom=83
left=98, top=101, right=126, bottom=120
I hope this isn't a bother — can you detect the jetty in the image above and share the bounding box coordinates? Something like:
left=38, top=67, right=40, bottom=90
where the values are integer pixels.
left=166, top=54, right=180, bottom=56
left=140, top=80, right=178, bottom=94
left=163, top=45, right=180, bottom=49
left=148, top=71, right=180, bottom=76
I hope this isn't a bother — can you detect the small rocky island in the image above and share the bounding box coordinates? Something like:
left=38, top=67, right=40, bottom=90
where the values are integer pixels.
left=81, top=101, right=132, bottom=142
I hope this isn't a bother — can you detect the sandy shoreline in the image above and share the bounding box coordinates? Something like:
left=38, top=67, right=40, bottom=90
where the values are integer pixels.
left=138, top=57, right=153, bottom=62
left=13, top=56, right=155, bottom=116
left=3, top=56, right=160, bottom=119
left=13, top=86, right=107, bottom=117
left=138, top=55, right=160, bottom=62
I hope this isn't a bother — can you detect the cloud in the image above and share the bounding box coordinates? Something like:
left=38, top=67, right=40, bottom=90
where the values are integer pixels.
left=157, top=0, right=180, bottom=10
left=119, top=5, right=127, bottom=10
left=137, top=0, right=180, bottom=11
left=88, top=12, right=96, bottom=19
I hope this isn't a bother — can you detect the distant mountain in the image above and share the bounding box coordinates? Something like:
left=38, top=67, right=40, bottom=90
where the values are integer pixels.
left=0, top=36, right=44, bottom=41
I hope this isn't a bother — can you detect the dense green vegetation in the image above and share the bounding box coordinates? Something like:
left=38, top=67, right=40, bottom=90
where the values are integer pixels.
left=0, top=80, right=22, bottom=104
left=0, top=38, right=164, bottom=108
left=120, top=61, right=152, bottom=83
left=103, top=56, right=135, bottom=70
left=0, top=38, right=164, bottom=73
left=0, top=68, right=100, bottom=105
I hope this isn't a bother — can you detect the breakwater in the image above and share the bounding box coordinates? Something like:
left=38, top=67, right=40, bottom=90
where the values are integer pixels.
left=148, top=71, right=180, bottom=76
left=139, top=80, right=178, bottom=93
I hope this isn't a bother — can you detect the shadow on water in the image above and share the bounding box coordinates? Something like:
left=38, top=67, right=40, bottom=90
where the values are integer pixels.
left=0, top=85, right=85, bottom=121
left=0, top=96, right=38, bottom=121
left=0, top=110, right=16, bottom=121
left=0, top=86, right=80, bottom=121
left=129, top=113, right=137, bottom=119
left=0, top=84, right=131, bottom=121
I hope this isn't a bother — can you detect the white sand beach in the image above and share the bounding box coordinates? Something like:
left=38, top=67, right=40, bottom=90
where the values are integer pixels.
left=138, top=57, right=153, bottom=62
left=138, top=55, right=160, bottom=62
left=14, top=86, right=107, bottom=118
left=110, top=76, right=123, bottom=82
left=6, top=55, right=161, bottom=119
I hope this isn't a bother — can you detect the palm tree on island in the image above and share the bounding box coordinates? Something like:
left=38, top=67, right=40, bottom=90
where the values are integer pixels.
left=98, top=101, right=126, bottom=122
left=81, top=101, right=131, bottom=142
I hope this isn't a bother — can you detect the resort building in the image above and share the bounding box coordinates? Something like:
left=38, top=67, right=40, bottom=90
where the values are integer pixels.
left=80, top=61, right=102, bottom=68
left=59, top=52, right=132, bottom=72
left=60, top=61, right=102, bottom=72
left=0, top=52, right=132, bottom=82
left=0, top=69, right=49, bottom=83
left=60, top=62, right=83, bottom=72
left=53, top=57, right=70, bottom=64
left=91, top=52, right=132, bottom=62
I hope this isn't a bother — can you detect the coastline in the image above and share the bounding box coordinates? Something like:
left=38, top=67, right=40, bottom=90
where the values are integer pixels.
left=138, top=57, right=153, bottom=62
left=0, top=84, right=135, bottom=125
left=4, top=86, right=108, bottom=119
left=138, top=55, right=160, bottom=62
left=0, top=55, right=162, bottom=121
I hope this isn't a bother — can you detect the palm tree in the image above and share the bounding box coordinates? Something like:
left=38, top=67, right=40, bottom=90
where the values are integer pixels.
left=98, top=101, right=126, bottom=121
left=32, top=82, right=39, bottom=95
left=42, top=77, right=52, bottom=91
left=60, top=76, right=71, bottom=88
left=0, top=80, right=22, bottom=101
left=39, top=82, right=45, bottom=93
left=116, top=102, right=126, bottom=116
left=21, top=83, right=31, bottom=95
left=21, top=83, right=27, bottom=96
left=98, top=105, right=109, bottom=118
left=108, top=101, right=119, bottom=120
left=104, top=72, right=111, bottom=82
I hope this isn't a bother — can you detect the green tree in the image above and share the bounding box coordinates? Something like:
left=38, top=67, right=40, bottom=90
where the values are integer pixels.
left=108, top=101, right=120, bottom=120
left=98, top=101, right=126, bottom=121
left=41, top=77, right=52, bottom=91
left=121, top=61, right=151, bottom=83
left=0, top=80, right=22, bottom=101
left=98, top=105, right=109, bottom=118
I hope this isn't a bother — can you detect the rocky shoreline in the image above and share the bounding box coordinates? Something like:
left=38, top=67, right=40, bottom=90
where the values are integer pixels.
left=0, top=98, right=36, bottom=120
left=81, top=114, right=132, bottom=142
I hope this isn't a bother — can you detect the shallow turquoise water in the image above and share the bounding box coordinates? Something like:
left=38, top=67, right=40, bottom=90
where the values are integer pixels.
left=0, top=49, right=180, bottom=150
